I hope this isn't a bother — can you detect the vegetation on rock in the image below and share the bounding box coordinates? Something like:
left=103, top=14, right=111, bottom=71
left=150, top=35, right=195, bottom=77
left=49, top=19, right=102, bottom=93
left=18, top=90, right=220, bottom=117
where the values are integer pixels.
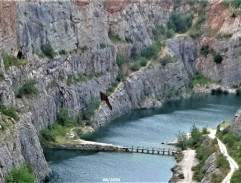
left=160, top=54, right=178, bottom=66
left=0, top=103, right=20, bottom=121
left=217, top=126, right=241, bottom=183
left=5, top=164, right=35, bottom=183
left=108, top=31, right=122, bottom=43
left=15, top=80, right=38, bottom=98
left=2, top=54, right=26, bottom=70
left=41, top=43, right=56, bottom=59
left=0, top=72, right=5, bottom=82
left=189, top=73, right=210, bottom=88
left=167, top=12, right=194, bottom=33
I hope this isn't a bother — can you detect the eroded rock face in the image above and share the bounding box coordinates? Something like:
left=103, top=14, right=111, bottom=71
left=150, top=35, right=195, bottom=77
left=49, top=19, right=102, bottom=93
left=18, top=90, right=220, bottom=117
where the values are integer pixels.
left=229, top=109, right=241, bottom=138
left=93, top=41, right=195, bottom=127
left=0, top=113, right=51, bottom=183
left=0, top=0, right=175, bottom=182
left=93, top=60, right=191, bottom=127
left=201, top=153, right=218, bottom=183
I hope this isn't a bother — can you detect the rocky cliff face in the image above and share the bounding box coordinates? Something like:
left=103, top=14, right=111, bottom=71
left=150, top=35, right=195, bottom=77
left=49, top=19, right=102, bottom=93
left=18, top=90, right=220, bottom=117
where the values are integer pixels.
left=201, top=153, right=218, bottom=183
left=192, top=1, right=241, bottom=87
left=0, top=0, right=176, bottom=182
left=229, top=109, right=241, bottom=138
left=93, top=35, right=196, bottom=127
left=1, top=0, right=241, bottom=182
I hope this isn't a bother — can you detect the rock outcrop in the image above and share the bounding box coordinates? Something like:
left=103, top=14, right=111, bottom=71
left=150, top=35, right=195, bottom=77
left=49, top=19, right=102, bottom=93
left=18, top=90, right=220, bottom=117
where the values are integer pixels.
left=94, top=35, right=196, bottom=127
left=201, top=153, right=218, bottom=183
left=229, top=109, right=241, bottom=138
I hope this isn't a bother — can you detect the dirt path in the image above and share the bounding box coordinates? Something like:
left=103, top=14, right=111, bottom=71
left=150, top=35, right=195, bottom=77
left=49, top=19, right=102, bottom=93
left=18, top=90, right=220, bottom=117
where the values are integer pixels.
left=218, top=139, right=239, bottom=183
left=177, top=149, right=198, bottom=183
left=208, top=129, right=239, bottom=183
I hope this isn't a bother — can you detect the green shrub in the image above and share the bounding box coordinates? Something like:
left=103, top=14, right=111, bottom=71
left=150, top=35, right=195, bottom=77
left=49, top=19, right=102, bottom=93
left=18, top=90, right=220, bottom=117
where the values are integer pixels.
left=6, top=164, right=35, bottom=183
left=196, top=13, right=206, bottom=28
left=131, top=46, right=138, bottom=59
left=167, top=12, right=194, bottom=33
left=100, top=44, right=107, bottom=49
left=131, top=62, right=141, bottom=71
left=211, top=87, right=224, bottom=95
left=223, top=133, right=239, bottom=147
left=140, top=44, right=159, bottom=59
left=108, top=31, right=121, bottom=43
left=84, top=98, right=101, bottom=120
left=41, top=43, right=55, bottom=59
left=161, top=54, right=178, bottom=66
left=57, top=109, right=76, bottom=126
left=213, top=53, right=223, bottom=64
left=59, top=50, right=67, bottom=55
left=116, top=55, right=127, bottom=67
left=216, top=33, right=233, bottom=39
left=166, top=29, right=175, bottom=38
left=216, top=154, right=229, bottom=168
left=200, top=45, right=210, bottom=57
left=202, top=127, right=209, bottom=134
left=0, top=72, right=4, bottom=82
left=138, top=57, right=148, bottom=66
left=153, top=25, right=174, bottom=40
left=2, top=54, right=26, bottom=70
left=117, top=70, right=124, bottom=82
left=0, top=102, right=19, bottom=121
left=192, top=163, right=205, bottom=182
left=176, top=132, right=188, bottom=150
left=223, top=90, right=229, bottom=95
left=189, top=73, right=209, bottom=88
left=39, top=123, right=68, bottom=144
left=15, top=80, right=38, bottom=98
left=153, top=25, right=166, bottom=40
left=80, top=46, right=88, bottom=53
left=188, top=27, right=199, bottom=38
left=125, top=37, right=132, bottom=43
left=231, top=170, right=241, bottom=183
left=188, top=125, right=203, bottom=148
left=39, top=109, right=78, bottom=144
left=228, top=0, right=241, bottom=8
left=236, top=88, right=241, bottom=95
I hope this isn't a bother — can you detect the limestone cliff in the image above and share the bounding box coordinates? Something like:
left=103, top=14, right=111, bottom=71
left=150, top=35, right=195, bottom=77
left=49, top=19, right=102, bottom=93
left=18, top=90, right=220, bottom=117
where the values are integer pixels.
left=0, top=0, right=175, bottom=182
left=0, top=0, right=241, bottom=182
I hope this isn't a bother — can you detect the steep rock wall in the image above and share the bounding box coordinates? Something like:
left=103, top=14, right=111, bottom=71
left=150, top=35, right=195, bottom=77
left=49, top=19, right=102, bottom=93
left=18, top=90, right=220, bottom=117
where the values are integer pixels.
left=93, top=35, right=196, bottom=127
left=0, top=0, right=175, bottom=182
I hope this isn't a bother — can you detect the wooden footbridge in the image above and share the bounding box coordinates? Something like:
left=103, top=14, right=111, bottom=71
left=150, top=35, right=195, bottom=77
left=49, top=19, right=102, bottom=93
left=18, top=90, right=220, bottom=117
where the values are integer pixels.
left=119, top=146, right=180, bottom=156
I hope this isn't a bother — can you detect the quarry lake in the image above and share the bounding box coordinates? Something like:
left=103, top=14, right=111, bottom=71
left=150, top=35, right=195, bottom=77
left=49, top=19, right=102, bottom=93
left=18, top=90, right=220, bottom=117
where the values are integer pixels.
left=44, top=94, right=241, bottom=182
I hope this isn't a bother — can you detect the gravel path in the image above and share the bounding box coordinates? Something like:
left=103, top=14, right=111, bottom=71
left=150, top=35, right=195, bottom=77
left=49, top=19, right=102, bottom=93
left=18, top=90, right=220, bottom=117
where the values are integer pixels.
left=208, top=129, right=239, bottom=183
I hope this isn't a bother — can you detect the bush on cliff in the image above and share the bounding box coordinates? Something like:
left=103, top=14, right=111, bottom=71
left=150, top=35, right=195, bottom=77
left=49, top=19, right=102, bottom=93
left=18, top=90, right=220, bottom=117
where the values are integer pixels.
left=200, top=45, right=210, bottom=57
left=0, top=102, right=20, bottom=121
left=140, top=44, right=159, bottom=59
left=6, top=164, right=35, bottom=183
left=167, top=12, right=194, bottom=33
left=2, top=54, right=26, bottom=70
left=224, top=0, right=241, bottom=8
left=189, top=73, right=209, bottom=88
left=84, top=98, right=101, bottom=120
left=15, top=80, right=38, bottom=98
left=236, top=88, right=241, bottom=95
left=41, top=43, right=55, bottom=59
left=57, top=109, right=76, bottom=126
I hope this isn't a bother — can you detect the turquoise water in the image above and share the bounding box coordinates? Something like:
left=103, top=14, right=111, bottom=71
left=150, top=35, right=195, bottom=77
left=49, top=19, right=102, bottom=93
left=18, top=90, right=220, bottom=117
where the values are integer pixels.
left=45, top=94, right=241, bottom=182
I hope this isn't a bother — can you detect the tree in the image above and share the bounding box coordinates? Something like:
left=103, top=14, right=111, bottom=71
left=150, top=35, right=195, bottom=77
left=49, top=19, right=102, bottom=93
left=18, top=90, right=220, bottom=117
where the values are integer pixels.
left=176, top=131, right=188, bottom=150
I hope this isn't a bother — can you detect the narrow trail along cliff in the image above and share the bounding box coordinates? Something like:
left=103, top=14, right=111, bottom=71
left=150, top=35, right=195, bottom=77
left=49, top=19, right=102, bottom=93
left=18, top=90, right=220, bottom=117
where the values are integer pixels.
left=218, top=139, right=239, bottom=183
left=208, top=129, right=239, bottom=183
